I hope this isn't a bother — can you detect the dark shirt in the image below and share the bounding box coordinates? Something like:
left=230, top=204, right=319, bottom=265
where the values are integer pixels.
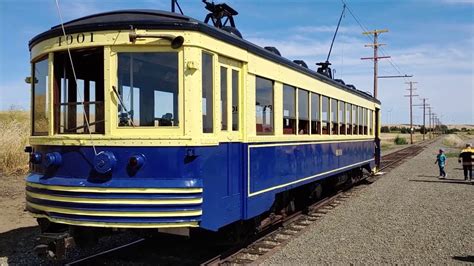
left=459, top=148, right=473, bottom=166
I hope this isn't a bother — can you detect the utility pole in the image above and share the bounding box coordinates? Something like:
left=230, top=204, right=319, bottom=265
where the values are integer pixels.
left=361, top=29, right=390, bottom=99
left=427, top=107, right=434, bottom=139
left=404, top=81, right=419, bottom=144
left=414, top=98, right=428, bottom=141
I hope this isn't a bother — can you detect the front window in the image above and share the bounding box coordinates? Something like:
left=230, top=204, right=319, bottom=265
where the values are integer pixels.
left=54, top=48, right=104, bottom=134
left=32, top=57, right=49, bottom=135
left=117, top=52, right=178, bottom=127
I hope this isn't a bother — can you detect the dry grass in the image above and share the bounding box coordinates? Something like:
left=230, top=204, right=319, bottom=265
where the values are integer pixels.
left=442, top=134, right=467, bottom=148
left=0, top=111, right=30, bottom=175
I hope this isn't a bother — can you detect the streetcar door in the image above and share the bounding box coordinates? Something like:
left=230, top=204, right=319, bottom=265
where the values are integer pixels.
left=375, top=108, right=381, bottom=169
left=218, top=56, right=242, bottom=200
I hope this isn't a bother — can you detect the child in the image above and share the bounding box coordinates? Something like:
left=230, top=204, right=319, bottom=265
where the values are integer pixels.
left=435, top=149, right=447, bottom=179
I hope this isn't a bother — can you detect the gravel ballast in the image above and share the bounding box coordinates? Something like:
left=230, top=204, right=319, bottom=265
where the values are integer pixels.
left=263, top=137, right=474, bottom=264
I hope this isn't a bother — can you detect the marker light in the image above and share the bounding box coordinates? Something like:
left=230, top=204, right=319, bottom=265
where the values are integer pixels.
left=29, top=152, right=42, bottom=164
left=129, top=154, right=145, bottom=169
left=44, top=152, right=62, bottom=167
left=94, top=151, right=117, bottom=174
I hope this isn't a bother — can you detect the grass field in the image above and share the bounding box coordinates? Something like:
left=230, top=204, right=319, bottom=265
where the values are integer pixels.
left=0, top=111, right=30, bottom=175
left=380, top=132, right=427, bottom=151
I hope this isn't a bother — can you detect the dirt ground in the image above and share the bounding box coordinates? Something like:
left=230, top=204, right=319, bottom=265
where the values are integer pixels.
left=0, top=175, right=40, bottom=265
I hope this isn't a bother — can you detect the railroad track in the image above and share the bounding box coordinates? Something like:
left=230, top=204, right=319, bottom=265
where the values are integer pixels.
left=65, top=139, right=438, bottom=265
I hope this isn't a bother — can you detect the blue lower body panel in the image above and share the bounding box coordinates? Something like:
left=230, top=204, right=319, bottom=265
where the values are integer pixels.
left=26, top=140, right=374, bottom=231
left=244, top=140, right=375, bottom=219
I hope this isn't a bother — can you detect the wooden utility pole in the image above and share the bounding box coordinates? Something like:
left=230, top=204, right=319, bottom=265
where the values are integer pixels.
left=361, top=29, right=390, bottom=99
left=414, top=98, right=428, bottom=141
left=404, top=81, right=419, bottom=144
left=427, top=107, right=433, bottom=139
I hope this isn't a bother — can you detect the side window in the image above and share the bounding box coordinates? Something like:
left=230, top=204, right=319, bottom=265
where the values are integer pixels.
left=220, top=66, right=228, bottom=131
left=232, top=70, right=239, bottom=131
left=346, top=103, right=352, bottom=135
left=298, top=89, right=309, bottom=134
left=283, top=85, right=296, bottom=135
left=364, top=108, right=368, bottom=135
left=369, top=110, right=373, bottom=135
left=32, top=58, right=49, bottom=135
left=322, top=96, right=330, bottom=135
left=256, top=77, right=274, bottom=135
left=352, top=105, right=358, bottom=134
left=358, top=106, right=363, bottom=134
left=339, top=101, right=345, bottom=135
left=331, top=99, right=338, bottom=135
left=202, top=53, right=213, bottom=133
left=310, top=93, right=320, bottom=134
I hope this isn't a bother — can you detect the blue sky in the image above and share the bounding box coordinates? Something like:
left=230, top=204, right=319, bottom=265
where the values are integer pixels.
left=0, top=0, right=472, bottom=125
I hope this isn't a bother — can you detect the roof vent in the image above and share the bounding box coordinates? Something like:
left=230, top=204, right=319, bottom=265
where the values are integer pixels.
left=334, top=79, right=345, bottom=85
left=222, top=26, right=243, bottom=38
left=347, top=84, right=357, bottom=90
left=293, top=60, right=308, bottom=68
left=264, top=46, right=281, bottom=56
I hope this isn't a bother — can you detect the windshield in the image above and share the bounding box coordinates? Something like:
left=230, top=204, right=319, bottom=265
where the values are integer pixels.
left=117, top=52, right=179, bottom=127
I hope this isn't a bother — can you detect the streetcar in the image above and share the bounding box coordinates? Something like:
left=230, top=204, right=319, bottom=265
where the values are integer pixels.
left=25, top=2, right=381, bottom=255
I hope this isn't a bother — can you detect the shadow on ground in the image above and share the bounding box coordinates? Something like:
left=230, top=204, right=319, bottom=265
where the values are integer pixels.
left=452, top=255, right=474, bottom=263
left=0, top=225, right=44, bottom=265
left=409, top=179, right=473, bottom=185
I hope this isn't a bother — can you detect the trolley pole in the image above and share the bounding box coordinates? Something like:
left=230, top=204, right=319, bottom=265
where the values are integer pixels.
left=404, top=81, right=418, bottom=144
left=361, top=29, right=390, bottom=99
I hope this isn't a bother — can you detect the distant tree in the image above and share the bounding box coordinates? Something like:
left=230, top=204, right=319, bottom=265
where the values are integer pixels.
left=420, top=125, right=427, bottom=134
left=381, top=126, right=390, bottom=133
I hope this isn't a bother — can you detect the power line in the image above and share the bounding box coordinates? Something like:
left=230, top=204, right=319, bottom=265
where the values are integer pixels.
left=361, top=29, right=391, bottom=99
left=341, top=0, right=409, bottom=81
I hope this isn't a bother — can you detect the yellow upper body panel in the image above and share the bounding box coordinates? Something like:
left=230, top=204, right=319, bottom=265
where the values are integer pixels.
left=29, top=28, right=380, bottom=147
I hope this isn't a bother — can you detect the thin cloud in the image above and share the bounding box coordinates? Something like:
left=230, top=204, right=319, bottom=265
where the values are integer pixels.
left=442, top=0, right=474, bottom=4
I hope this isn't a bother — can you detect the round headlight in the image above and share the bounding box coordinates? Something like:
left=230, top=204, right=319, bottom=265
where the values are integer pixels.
left=29, top=152, right=42, bottom=164
left=94, top=151, right=117, bottom=174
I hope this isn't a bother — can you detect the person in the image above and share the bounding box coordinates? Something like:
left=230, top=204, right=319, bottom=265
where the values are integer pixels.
left=458, top=143, right=473, bottom=182
left=435, top=149, right=447, bottom=179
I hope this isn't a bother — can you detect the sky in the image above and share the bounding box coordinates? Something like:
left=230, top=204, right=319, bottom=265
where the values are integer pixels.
left=0, top=0, right=473, bottom=125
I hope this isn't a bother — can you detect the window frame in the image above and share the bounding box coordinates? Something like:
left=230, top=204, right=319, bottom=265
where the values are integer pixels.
left=321, top=96, right=330, bottom=135
left=310, top=92, right=321, bottom=135
left=256, top=76, right=275, bottom=135
left=31, top=55, right=50, bottom=136
left=297, top=89, right=309, bottom=135
left=283, top=84, right=296, bottom=135
left=110, top=46, right=184, bottom=136
left=339, top=100, right=345, bottom=135
left=331, top=98, right=338, bottom=135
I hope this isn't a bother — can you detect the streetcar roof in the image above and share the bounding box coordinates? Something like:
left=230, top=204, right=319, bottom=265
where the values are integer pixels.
left=29, top=9, right=380, bottom=104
